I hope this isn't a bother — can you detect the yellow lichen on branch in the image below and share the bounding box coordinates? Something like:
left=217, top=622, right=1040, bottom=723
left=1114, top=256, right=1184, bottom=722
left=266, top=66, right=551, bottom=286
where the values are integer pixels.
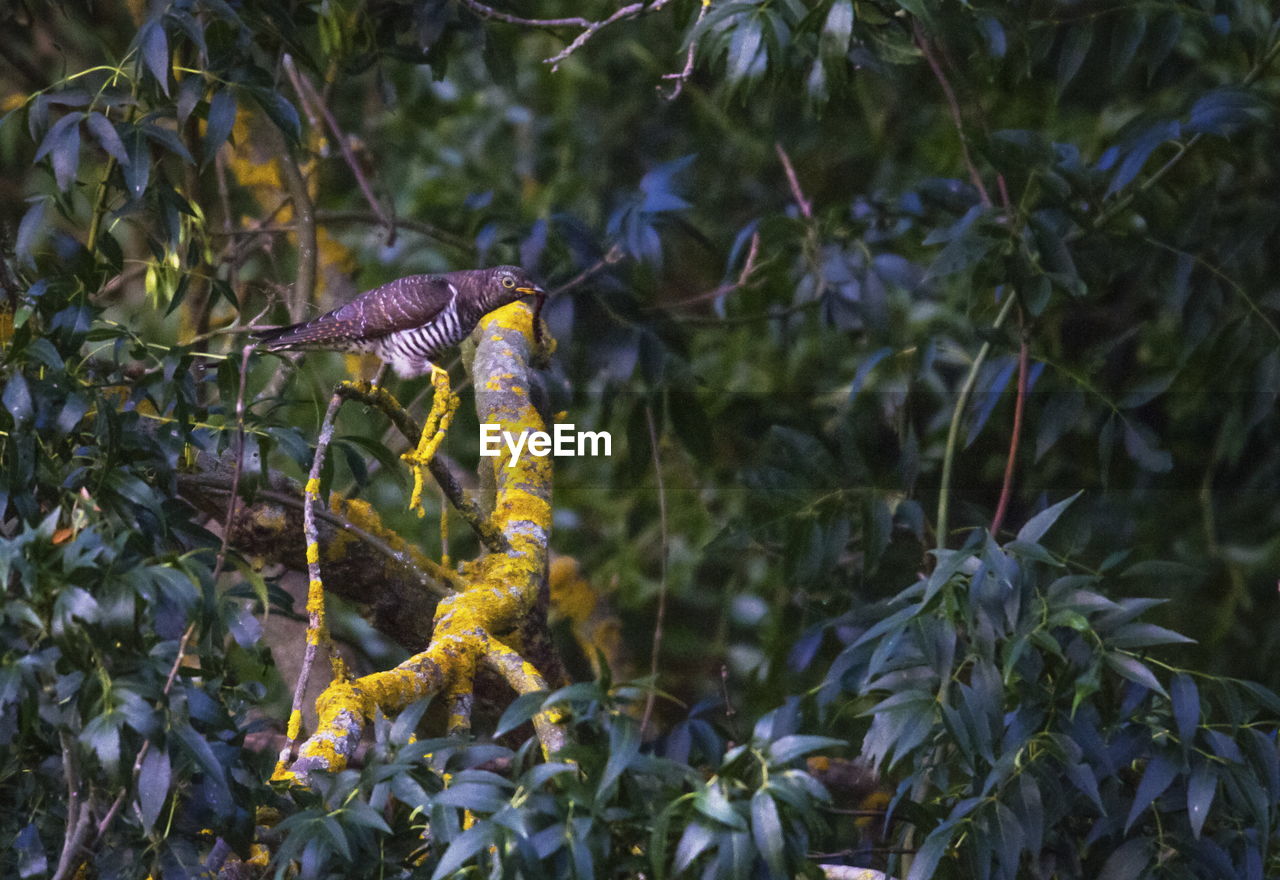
left=283, top=299, right=561, bottom=783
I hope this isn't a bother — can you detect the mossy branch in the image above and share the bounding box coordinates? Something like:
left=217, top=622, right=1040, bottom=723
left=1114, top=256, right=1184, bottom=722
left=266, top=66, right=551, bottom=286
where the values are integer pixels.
left=283, top=300, right=560, bottom=782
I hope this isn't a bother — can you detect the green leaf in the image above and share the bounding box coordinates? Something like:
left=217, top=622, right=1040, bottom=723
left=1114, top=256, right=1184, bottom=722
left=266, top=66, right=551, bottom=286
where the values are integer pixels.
left=493, top=690, right=546, bottom=738
left=1170, top=673, right=1199, bottom=743
left=430, top=824, right=493, bottom=880
left=906, top=821, right=955, bottom=880
left=1109, top=13, right=1146, bottom=81
left=694, top=785, right=747, bottom=830
left=123, top=125, right=150, bottom=199
left=1124, top=751, right=1176, bottom=831
left=1106, top=652, right=1167, bottom=698
left=203, top=88, right=236, bottom=164
left=819, top=0, right=853, bottom=62
left=85, top=111, right=129, bottom=165
left=140, top=19, right=170, bottom=95
left=253, top=89, right=301, bottom=145
left=14, top=823, right=47, bottom=879
left=1016, top=491, right=1081, bottom=544
left=15, top=198, right=47, bottom=268
left=750, top=789, right=786, bottom=878
left=598, top=716, right=640, bottom=798
left=137, top=746, right=171, bottom=833
left=1187, top=761, right=1215, bottom=839
left=433, top=782, right=508, bottom=813
left=1097, top=837, right=1148, bottom=880
left=80, top=712, right=121, bottom=772
left=673, top=820, right=716, bottom=874
left=3, top=373, right=34, bottom=426
left=1122, top=420, right=1172, bottom=472
left=1057, top=25, right=1093, bottom=93
left=727, top=16, right=763, bottom=83
left=1107, top=622, right=1193, bottom=649
left=766, top=734, right=844, bottom=764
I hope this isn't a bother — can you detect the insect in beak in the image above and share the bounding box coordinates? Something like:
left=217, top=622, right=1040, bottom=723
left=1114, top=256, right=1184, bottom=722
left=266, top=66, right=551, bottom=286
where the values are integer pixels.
left=530, top=289, right=547, bottom=346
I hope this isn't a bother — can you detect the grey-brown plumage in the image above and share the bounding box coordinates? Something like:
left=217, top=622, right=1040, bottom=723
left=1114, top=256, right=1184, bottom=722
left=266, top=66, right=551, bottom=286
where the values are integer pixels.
left=257, top=265, right=544, bottom=378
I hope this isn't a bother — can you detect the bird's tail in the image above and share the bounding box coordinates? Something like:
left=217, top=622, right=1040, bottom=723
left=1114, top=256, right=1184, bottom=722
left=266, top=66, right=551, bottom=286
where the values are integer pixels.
left=254, top=321, right=356, bottom=349
left=253, top=323, right=303, bottom=349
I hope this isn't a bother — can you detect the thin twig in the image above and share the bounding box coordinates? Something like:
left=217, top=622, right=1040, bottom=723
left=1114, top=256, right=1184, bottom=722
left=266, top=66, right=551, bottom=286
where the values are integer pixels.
left=277, top=149, right=316, bottom=324
left=775, top=143, right=813, bottom=220
left=1081, top=35, right=1280, bottom=237
left=214, top=151, right=239, bottom=295
left=334, top=381, right=507, bottom=552
left=285, top=388, right=344, bottom=758
left=676, top=297, right=822, bottom=326
left=192, top=482, right=458, bottom=595
left=663, top=230, right=760, bottom=310
left=661, top=0, right=710, bottom=100
left=51, top=733, right=92, bottom=880
left=640, top=403, right=669, bottom=738
left=283, top=55, right=397, bottom=246
left=549, top=244, right=626, bottom=297
left=914, top=22, right=991, bottom=208
left=457, top=0, right=676, bottom=70
left=935, top=292, right=1017, bottom=550
left=315, top=211, right=473, bottom=254
left=545, top=3, right=647, bottom=70
left=989, top=332, right=1028, bottom=538
left=455, top=0, right=592, bottom=29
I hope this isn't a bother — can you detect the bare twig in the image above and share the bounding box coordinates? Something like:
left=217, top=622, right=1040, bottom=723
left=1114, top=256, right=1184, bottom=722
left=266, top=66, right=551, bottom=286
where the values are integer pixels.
left=457, top=0, right=676, bottom=71
left=455, top=0, right=592, bottom=29
left=913, top=22, right=992, bottom=208
left=550, top=244, right=626, bottom=296
left=775, top=143, right=813, bottom=220
left=662, top=0, right=710, bottom=100
left=51, top=733, right=93, bottom=880
left=277, top=149, right=316, bottom=324
left=193, top=482, right=458, bottom=595
left=639, top=403, right=669, bottom=738
left=214, top=152, right=239, bottom=294
left=334, top=381, right=508, bottom=552
left=936, top=292, right=1017, bottom=549
left=989, top=332, right=1028, bottom=538
left=316, top=210, right=473, bottom=254
left=664, top=229, right=760, bottom=310
left=285, top=388, right=345, bottom=760
left=283, top=55, right=398, bottom=246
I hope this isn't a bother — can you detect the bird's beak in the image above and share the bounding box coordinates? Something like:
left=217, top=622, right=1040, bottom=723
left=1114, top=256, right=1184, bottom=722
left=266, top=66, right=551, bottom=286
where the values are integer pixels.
left=515, top=286, right=543, bottom=297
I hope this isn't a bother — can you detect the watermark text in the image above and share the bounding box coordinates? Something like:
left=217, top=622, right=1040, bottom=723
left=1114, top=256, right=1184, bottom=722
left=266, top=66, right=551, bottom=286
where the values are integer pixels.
left=479, top=423, right=611, bottom=466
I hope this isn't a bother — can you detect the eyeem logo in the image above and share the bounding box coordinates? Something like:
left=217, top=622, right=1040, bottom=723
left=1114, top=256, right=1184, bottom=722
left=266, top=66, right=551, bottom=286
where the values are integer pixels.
left=479, top=424, right=612, bottom=466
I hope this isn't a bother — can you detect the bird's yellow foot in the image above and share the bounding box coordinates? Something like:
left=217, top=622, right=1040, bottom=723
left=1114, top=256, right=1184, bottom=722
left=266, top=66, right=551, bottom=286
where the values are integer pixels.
left=403, top=366, right=459, bottom=517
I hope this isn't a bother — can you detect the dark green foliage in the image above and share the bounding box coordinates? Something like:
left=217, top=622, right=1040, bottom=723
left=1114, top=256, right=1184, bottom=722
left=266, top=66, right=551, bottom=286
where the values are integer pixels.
left=264, top=687, right=835, bottom=880
left=823, top=503, right=1280, bottom=879
left=3, top=0, right=1280, bottom=877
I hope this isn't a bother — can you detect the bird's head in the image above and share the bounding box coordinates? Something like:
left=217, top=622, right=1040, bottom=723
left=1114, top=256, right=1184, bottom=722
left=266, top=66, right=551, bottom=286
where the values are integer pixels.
left=489, top=265, right=544, bottom=304
left=486, top=265, right=547, bottom=345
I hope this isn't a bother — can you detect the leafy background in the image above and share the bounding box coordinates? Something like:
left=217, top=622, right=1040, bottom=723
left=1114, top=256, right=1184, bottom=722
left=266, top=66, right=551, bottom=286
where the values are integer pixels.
left=1, top=0, right=1279, bottom=878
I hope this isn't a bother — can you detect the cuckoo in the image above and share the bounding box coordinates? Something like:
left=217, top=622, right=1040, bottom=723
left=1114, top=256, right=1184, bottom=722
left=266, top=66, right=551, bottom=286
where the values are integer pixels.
left=257, top=265, right=546, bottom=513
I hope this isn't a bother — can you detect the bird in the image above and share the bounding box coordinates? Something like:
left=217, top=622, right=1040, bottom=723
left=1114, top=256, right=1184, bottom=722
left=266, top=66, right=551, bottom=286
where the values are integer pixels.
left=257, top=265, right=547, bottom=519
left=255, top=265, right=546, bottom=379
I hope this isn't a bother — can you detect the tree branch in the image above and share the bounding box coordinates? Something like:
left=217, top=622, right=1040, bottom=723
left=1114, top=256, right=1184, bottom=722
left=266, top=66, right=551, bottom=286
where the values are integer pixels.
left=284, top=300, right=560, bottom=781
left=283, top=55, right=398, bottom=246
left=457, top=0, right=676, bottom=71
left=913, top=22, right=992, bottom=208
left=989, top=332, right=1028, bottom=537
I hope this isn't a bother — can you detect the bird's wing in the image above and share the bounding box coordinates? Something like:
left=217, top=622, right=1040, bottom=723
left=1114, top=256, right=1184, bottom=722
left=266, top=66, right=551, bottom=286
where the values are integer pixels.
left=257, top=275, right=458, bottom=348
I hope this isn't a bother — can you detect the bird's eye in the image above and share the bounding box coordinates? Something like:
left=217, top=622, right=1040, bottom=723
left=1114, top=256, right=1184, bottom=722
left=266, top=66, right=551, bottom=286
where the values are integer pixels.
left=502, top=275, right=515, bottom=289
